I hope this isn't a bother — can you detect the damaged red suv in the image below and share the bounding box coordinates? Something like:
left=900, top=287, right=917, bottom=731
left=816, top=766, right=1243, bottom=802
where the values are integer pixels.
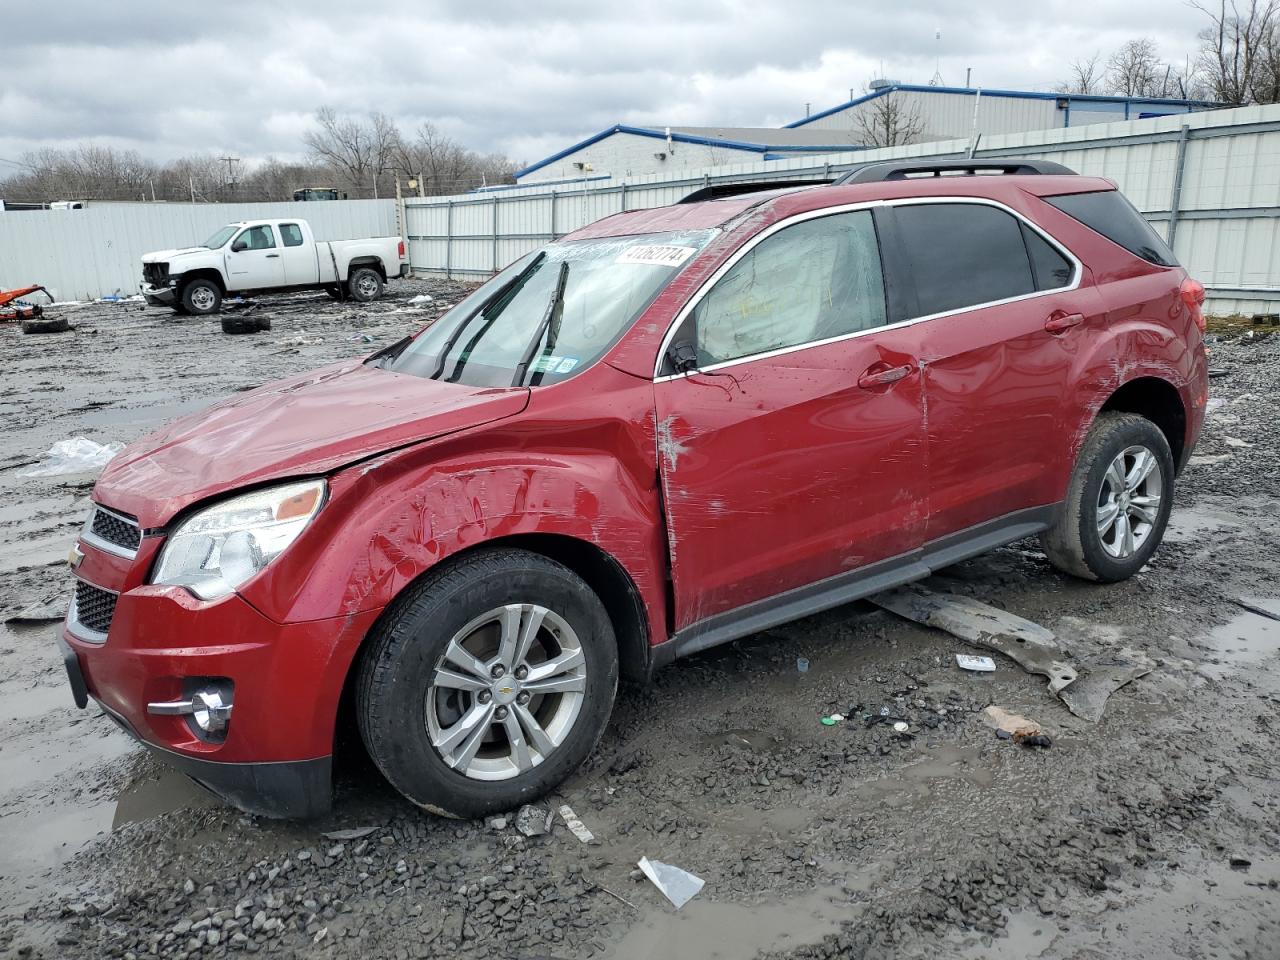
left=61, top=159, right=1208, bottom=818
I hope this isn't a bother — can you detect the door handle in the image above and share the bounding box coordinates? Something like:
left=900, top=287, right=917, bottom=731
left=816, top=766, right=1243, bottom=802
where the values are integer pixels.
left=857, top=362, right=914, bottom=389
left=1044, top=311, right=1084, bottom=333
left=265, top=253, right=281, bottom=258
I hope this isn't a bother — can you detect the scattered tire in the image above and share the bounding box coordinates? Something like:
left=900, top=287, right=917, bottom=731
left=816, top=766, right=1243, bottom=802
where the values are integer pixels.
left=1041, top=411, right=1175, bottom=583
left=220, top=314, right=270, bottom=335
left=20, top=316, right=72, bottom=334
left=181, top=279, right=222, bottom=316
left=346, top=267, right=384, bottom=302
left=356, top=548, right=618, bottom=818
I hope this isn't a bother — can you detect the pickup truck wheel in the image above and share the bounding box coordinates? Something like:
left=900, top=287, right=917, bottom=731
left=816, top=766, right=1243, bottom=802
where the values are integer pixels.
left=181, top=279, right=222, bottom=315
left=356, top=548, right=618, bottom=819
left=346, top=267, right=383, bottom=302
left=1041, top=412, right=1175, bottom=583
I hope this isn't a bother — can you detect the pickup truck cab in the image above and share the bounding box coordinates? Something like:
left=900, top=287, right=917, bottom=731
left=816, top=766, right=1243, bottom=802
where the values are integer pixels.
left=141, top=218, right=408, bottom=315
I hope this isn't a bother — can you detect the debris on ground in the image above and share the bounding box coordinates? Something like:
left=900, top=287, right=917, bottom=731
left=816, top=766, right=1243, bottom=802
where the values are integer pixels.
left=222, top=315, right=272, bottom=335
left=320, top=826, right=380, bottom=841
left=984, top=705, right=1041, bottom=738
left=22, top=316, right=73, bottom=334
left=1232, top=597, right=1280, bottom=622
left=955, top=653, right=997, bottom=672
left=872, top=582, right=1150, bottom=721
left=796, top=656, right=809, bottom=674
left=515, top=804, right=553, bottom=837
left=3, top=595, right=68, bottom=623
left=820, top=713, right=844, bottom=726
left=18, top=437, right=123, bottom=478
left=558, top=804, right=595, bottom=844
left=637, top=856, right=704, bottom=909
left=407, top=294, right=435, bottom=306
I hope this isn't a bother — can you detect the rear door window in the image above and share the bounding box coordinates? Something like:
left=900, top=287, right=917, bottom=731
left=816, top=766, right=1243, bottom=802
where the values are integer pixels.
left=1022, top=224, right=1074, bottom=290
left=691, top=210, right=887, bottom=367
left=279, top=223, right=304, bottom=247
left=893, top=203, right=1036, bottom=317
left=1044, top=190, right=1176, bottom=266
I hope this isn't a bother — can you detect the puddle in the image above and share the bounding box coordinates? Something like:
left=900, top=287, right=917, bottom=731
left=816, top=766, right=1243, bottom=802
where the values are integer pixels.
left=849, top=745, right=995, bottom=804
left=0, top=681, right=76, bottom=723
left=609, top=889, right=851, bottom=960
left=80, top=397, right=213, bottom=430
left=1202, top=604, right=1280, bottom=679
left=113, top=764, right=218, bottom=830
left=1164, top=505, right=1245, bottom=544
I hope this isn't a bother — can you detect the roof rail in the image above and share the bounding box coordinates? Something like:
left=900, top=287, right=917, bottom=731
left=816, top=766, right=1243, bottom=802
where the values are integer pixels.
left=833, top=158, right=1076, bottom=185
left=679, top=178, right=832, bottom=203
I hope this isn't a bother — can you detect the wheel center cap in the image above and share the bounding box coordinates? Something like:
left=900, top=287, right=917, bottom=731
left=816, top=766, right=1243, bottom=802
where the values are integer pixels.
left=1118, top=493, right=1130, bottom=510
left=492, top=680, right=520, bottom=705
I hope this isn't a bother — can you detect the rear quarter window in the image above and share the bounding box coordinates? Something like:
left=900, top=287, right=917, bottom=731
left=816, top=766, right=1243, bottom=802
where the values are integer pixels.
left=1044, top=190, right=1177, bottom=267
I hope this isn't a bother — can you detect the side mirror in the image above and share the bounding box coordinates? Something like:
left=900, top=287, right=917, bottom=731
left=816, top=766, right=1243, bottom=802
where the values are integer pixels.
left=231, top=238, right=248, bottom=252
left=667, top=340, right=699, bottom=374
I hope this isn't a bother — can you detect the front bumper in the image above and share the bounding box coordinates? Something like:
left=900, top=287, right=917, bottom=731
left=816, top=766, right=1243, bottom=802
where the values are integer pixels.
left=141, top=282, right=177, bottom=306
left=61, top=582, right=381, bottom=819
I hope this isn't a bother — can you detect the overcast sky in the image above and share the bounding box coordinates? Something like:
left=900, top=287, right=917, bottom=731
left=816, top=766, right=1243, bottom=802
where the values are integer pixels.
left=2, top=0, right=1210, bottom=174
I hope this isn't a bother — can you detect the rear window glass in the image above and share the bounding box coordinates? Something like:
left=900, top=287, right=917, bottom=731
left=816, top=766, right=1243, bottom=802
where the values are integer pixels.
left=1021, top=223, right=1073, bottom=290
left=1044, top=190, right=1177, bottom=266
left=895, top=203, right=1035, bottom=317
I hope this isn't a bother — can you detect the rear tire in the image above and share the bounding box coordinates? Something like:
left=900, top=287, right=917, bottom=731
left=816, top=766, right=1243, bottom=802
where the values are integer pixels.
left=356, top=548, right=618, bottom=818
left=346, top=267, right=383, bottom=302
left=180, top=278, right=222, bottom=315
left=1041, top=412, right=1175, bottom=582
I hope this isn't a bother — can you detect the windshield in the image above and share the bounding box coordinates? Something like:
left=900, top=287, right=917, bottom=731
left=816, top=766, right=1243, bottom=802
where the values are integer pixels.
left=203, top=225, right=238, bottom=249
left=379, top=229, right=715, bottom=387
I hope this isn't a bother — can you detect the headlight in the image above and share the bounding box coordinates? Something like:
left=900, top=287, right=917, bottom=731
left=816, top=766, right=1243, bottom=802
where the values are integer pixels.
left=153, top=480, right=326, bottom=600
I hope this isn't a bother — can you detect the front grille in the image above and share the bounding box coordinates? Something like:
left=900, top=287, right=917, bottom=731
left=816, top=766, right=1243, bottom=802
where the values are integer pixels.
left=143, top=261, right=169, bottom=285
left=88, top=506, right=141, bottom=554
left=73, top=581, right=117, bottom=637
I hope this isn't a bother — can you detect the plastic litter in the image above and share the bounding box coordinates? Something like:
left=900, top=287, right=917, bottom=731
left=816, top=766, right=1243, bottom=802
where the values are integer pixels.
left=892, top=721, right=910, bottom=733
left=407, top=294, right=435, bottom=306
left=19, top=437, right=123, bottom=477
left=637, top=856, right=704, bottom=909
left=558, top=804, right=595, bottom=843
left=820, top=713, right=844, bottom=726
left=956, top=653, right=997, bottom=672
left=796, top=657, right=809, bottom=674
left=515, top=804, right=553, bottom=837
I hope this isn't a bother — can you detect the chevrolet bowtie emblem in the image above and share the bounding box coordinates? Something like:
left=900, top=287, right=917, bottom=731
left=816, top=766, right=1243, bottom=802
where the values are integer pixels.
left=498, top=686, right=515, bottom=696
left=68, top=545, right=85, bottom=569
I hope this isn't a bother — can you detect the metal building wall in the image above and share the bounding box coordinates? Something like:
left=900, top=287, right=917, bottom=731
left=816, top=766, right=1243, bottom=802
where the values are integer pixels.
left=0, top=199, right=398, bottom=301
left=405, top=104, right=1280, bottom=315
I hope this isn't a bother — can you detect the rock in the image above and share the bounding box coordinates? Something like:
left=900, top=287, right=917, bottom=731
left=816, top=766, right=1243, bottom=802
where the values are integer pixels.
left=514, top=805, right=551, bottom=838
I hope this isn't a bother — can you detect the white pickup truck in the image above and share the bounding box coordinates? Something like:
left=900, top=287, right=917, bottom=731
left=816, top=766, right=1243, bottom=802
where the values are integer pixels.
left=140, top=218, right=408, bottom=315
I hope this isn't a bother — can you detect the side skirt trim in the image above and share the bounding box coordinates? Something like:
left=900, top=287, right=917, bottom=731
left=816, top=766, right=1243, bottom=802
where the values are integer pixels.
left=648, top=504, right=1058, bottom=673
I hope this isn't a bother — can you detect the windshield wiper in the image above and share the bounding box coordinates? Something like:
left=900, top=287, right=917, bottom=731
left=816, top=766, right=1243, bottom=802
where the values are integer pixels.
left=512, top=260, right=569, bottom=387
left=427, top=251, right=546, bottom=380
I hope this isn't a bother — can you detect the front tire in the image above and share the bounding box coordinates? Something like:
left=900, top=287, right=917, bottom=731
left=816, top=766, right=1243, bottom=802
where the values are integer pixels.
left=180, top=278, right=222, bottom=315
left=346, top=267, right=383, bottom=302
left=1041, top=412, right=1175, bottom=582
left=356, top=549, right=618, bottom=818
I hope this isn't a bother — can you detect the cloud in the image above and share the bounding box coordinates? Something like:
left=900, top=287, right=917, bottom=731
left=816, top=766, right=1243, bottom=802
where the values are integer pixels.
left=1, top=0, right=1211, bottom=173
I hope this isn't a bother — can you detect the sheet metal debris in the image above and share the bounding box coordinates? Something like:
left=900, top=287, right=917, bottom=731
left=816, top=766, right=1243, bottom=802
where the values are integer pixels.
left=872, top=582, right=1151, bottom=721
left=955, top=653, right=997, bottom=672
left=321, top=826, right=380, bottom=841
left=515, top=804, right=553, bottom=837
left=637, top=856, right=704, bottom=909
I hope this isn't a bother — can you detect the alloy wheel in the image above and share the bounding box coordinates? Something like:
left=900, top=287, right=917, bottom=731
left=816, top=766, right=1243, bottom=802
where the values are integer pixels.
left=191, top=286, right=216, bottom=311
left=426, top=604, right=587, bottom=781
left=356, top=274, right=379, bottom=298
left=1096, top=444, right=1163, bottom=559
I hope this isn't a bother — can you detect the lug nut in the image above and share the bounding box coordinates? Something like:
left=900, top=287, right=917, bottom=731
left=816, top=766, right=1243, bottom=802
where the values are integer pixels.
left=517, top=692, right=531, bottom=705
left=491, top=664, right=506, bottom=679
left=514, top=665, right=529, bottom=680
left=495, top=706, right=509, bottom=720
left=477, top=691, right=492, bottom=704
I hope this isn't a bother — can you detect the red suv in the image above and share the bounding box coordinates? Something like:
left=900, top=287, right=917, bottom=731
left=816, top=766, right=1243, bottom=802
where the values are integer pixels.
left=60, top=160, right=1208, bottom=818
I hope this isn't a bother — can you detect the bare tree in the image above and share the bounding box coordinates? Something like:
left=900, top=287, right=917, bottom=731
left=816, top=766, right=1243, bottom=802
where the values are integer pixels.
left=1194, top=0, right=1279, bottom=103
left=304, top=107, right=401, bottom=198
left=853, top=91, right=925, bottom=147
left=1250, top=16, right=1280, bottom=101
left=1058, top=53, right=1105, bottom=94
left=1107, top=39, right=1164, bottom=96
left=392, top=122, right=517, bottom=195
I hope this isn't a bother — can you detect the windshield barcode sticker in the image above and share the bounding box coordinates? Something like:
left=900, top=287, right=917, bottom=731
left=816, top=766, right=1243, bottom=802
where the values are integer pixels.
left=615, top=245, right=697, bottom=267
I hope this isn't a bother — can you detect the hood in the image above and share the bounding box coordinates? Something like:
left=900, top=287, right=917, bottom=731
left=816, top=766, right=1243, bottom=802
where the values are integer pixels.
left=94, top=361, right=530, bottom=527
left=142, top=247, right=213, bottom=263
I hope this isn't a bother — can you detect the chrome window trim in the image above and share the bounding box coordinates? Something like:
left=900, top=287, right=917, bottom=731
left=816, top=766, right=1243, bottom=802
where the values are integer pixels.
left=652, top=195, right=1083, bottom=382
left=67, top=574, right=117, bottom=644
left=82, top=504, right=141, bottom=560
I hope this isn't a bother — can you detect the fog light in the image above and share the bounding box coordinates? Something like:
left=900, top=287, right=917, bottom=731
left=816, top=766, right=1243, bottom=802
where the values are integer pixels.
left=148, top=682, right=234, bottom=736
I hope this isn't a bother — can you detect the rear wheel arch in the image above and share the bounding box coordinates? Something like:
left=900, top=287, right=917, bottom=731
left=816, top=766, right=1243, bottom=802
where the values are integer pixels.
left=1097, top=376, right=1187, bottom=469
left=347, top=256, right=387, bottom=281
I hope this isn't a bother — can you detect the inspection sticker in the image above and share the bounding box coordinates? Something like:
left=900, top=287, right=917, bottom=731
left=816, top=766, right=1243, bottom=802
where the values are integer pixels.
left=615, top=244, right=697, bottom=267
left=530, top=355, right=580, bottom=374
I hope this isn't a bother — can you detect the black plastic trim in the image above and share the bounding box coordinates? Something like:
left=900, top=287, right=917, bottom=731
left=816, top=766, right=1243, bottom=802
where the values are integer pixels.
left=835, top=158, right=1076, bottom=185
left=647, top=504, right=1057, bottom=674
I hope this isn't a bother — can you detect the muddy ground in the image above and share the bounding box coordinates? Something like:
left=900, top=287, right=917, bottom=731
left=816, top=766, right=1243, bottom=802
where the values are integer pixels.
left=0, top=283, right=1277, bottom=960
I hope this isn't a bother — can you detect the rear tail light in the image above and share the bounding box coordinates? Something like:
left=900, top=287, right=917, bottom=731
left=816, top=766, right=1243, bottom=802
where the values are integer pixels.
left=398, top=239, right=406, bottom=259
left=1181, top=277, right=1206, bottom=335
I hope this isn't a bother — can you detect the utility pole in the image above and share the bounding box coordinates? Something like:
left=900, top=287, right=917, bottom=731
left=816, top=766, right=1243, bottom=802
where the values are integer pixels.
left=219, top=156, right=240, bottom=198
